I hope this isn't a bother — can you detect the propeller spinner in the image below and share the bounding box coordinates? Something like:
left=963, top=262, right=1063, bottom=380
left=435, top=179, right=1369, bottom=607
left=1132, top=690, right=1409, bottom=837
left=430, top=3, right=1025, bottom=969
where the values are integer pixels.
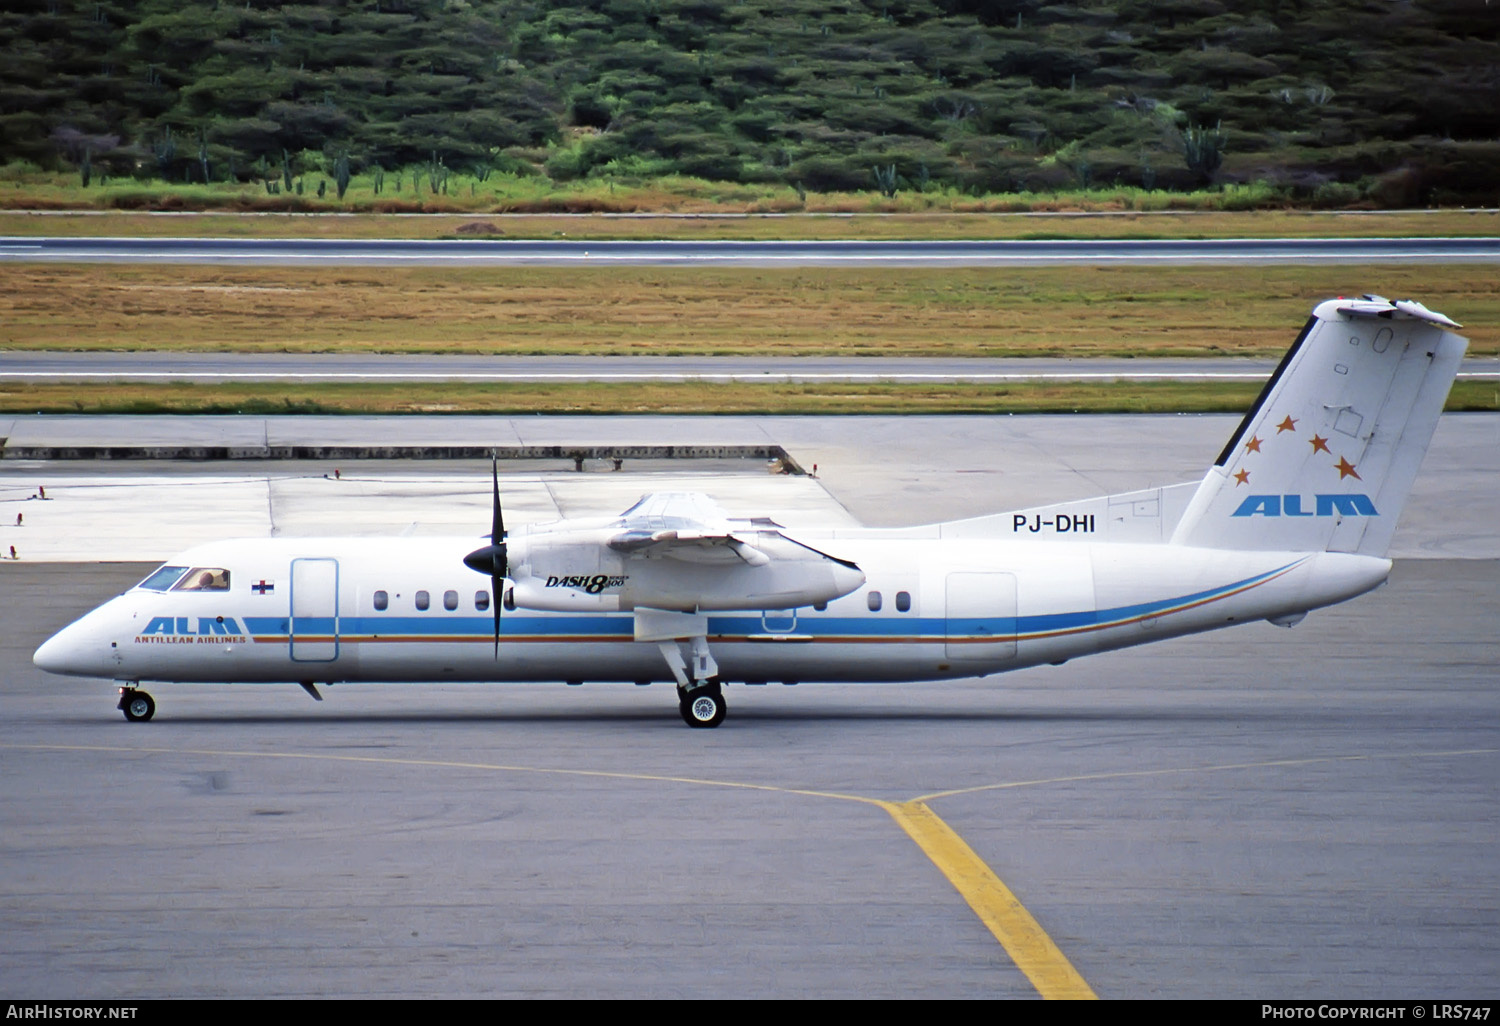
left=462, top=458, right=508, bottom=657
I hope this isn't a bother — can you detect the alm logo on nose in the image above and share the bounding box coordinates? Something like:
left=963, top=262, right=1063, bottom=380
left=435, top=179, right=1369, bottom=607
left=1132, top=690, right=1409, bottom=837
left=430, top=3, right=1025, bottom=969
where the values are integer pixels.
left=140, top=616, right=243, bottom=636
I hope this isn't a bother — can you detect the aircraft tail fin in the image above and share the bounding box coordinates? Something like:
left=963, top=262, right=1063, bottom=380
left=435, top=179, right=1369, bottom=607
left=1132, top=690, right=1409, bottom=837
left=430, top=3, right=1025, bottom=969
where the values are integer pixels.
left=1169, top=297, right=1467, bottom=555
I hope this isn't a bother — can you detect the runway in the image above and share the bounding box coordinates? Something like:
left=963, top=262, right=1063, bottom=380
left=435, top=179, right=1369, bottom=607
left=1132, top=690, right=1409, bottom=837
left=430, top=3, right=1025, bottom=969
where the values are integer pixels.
left=1, top=413, right=1496, bottom=998
left=0, top=351, right=1278, bottom=384
left=3, top=235, right=1498, bottom=266
left=6, top=351, right=1500, bottom=385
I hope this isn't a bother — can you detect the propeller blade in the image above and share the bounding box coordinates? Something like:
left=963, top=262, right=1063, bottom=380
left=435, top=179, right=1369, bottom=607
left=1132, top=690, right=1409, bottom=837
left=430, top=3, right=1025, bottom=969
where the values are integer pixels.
left=463, top=456, right=511, bottom=660
left=491, top=456, right=505, bottom=545
left=490, top=457, right=506, bottom=658
left=492, top=576, right=502, bottom=659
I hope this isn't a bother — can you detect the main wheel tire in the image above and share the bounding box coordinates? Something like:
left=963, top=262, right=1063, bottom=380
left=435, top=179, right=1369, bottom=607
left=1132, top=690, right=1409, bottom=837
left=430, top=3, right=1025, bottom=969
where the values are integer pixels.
left=683, top=688, right=725, bottom=728
left=122, top=691, right=155, bottom=722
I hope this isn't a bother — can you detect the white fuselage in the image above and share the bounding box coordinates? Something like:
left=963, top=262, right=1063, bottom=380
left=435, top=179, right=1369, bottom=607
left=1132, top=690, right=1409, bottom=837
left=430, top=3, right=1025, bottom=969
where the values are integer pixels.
left=34, top=531, right=1391, bottom=687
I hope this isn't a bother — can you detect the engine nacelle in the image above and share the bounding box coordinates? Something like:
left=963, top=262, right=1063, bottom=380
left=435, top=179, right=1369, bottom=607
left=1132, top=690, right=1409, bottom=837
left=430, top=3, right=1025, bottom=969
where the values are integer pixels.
left=507, top=530, right=865, bottom=614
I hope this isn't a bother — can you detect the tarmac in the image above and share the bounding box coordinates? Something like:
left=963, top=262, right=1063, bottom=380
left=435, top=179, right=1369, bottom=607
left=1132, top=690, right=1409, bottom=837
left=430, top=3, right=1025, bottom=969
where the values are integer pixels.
left=1, top=412, right=1495, bottom=999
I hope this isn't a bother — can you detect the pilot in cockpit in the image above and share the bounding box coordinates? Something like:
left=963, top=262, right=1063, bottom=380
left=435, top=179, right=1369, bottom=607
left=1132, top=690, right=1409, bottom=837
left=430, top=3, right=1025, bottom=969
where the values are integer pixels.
left=176, top=567, right=231, bottom=591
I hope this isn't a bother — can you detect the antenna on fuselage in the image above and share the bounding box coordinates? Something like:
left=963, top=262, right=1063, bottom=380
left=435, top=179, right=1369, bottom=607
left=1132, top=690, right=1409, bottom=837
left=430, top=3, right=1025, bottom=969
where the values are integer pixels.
left=462, top=455, right=509, bottom=658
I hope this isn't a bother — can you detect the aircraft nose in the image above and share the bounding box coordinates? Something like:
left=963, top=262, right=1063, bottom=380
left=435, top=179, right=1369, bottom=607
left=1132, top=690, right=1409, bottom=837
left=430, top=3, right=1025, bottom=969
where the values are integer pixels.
left=34, top=615, right=115, bottom=677
left=33, top=627, right=78, bottom=674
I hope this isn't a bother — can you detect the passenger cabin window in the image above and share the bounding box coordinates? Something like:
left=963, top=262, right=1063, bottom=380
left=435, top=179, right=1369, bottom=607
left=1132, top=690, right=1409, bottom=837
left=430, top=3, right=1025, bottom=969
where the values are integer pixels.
left=503, top=588, right=516, bottom=612
left=415, top=590, right=430, bottom=611
left=137, top=565, right=188, bottom=591
left=444, top=590, right=459, bottom=611
left=174, top=567, right=230, bottom=591
left=895, top=591, right=911, bottom=613
left=373, top=590, right=389, bottom=611
left=867, top=591, right=882, bottom=612
left=475, top=590, right=490, bottom=612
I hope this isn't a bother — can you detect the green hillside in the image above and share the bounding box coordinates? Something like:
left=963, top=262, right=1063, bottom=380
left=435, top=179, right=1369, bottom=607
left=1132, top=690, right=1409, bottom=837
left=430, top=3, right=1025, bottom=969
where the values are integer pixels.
left=3, top=0, right=1496, bottom=207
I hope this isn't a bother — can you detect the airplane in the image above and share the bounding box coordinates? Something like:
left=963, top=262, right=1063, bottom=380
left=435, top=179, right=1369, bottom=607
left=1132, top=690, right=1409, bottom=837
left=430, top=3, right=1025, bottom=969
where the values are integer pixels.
left=34, top=295, right=1467, bottom=728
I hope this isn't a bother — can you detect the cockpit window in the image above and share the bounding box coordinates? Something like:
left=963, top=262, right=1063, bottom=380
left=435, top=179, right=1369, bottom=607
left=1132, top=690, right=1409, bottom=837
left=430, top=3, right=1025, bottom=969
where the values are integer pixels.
left=137, top=565, right=189, bottom=591
left=172, top=567, right=231, bottom=592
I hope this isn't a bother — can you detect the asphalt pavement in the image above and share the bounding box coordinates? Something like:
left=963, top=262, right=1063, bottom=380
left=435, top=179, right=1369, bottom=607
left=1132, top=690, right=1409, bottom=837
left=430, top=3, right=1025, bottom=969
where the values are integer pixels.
left=4, top=235, right=1498, bottom=265
left=4, top=351, right=1498, bottom=385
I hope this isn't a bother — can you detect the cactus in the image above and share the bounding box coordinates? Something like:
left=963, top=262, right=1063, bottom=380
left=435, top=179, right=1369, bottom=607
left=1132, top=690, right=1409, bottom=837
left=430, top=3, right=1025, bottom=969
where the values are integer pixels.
left=871, top=163, right=898, bottom=198
left=1181, top=121, right=1227, bottom=184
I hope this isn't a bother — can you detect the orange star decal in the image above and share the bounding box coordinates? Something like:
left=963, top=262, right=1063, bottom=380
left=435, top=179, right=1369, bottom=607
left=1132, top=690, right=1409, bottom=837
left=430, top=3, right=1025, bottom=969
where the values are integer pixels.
left=1233, top=469, right=1250, bottom=486
left=1244, top=435, right=1262, bottom=453
left=1309, top=435, right=1331, bottom=454
left=1276, top=415, right=1298, bottom=433
left=1335, top=456, right=1361, bottom=480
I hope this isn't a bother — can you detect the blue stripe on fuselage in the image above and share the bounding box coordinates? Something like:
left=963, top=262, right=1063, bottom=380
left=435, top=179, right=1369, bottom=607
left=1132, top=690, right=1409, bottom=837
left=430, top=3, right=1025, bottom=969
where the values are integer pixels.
left=231, top=561, right=1300, bottom=644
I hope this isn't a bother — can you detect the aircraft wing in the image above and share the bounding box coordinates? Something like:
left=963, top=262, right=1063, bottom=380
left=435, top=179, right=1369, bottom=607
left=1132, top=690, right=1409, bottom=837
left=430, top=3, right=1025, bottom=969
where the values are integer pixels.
left=602, top=493, right=762, bottom=565
left=607, top=526, right=770, bottom=565
left=602, top=492, right=857, bottom=569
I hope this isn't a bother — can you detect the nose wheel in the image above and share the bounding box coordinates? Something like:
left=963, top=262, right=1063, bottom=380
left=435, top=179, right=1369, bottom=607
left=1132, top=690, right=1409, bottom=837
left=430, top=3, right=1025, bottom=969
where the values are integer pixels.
left=678, top=680, right=726, bottom=728
left=118, top=688, right=155, bottom=722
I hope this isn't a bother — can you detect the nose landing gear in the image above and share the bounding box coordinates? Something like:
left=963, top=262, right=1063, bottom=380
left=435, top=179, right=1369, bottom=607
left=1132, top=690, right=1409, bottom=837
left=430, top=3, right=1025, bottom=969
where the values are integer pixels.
left=118, top=687, right=155, bottom=722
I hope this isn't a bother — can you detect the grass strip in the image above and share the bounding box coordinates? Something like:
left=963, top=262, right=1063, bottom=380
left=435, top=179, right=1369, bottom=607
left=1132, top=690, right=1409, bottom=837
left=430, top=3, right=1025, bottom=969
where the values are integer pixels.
left=3, top=263, right=1495, bottom=358
left=1, top=380, right=1493, bottom=416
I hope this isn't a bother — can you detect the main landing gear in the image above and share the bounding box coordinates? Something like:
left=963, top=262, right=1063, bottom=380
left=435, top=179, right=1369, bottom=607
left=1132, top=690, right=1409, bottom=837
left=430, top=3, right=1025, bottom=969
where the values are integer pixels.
left=658, top=635, right=727, bottom=729
left=118, top=687, right=155, bottom=722
left=678, top=679, right=726, bottom=728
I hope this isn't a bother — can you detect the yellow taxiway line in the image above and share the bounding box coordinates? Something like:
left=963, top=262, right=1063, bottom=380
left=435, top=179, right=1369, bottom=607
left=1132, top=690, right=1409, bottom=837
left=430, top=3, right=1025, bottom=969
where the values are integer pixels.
left=881, top=799, right=1097, bottom=1000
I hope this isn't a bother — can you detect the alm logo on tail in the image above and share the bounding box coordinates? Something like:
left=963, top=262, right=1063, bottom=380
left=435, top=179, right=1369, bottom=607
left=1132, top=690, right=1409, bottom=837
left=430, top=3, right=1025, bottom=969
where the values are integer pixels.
left=1232, top=494, right=1379, bottom=518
